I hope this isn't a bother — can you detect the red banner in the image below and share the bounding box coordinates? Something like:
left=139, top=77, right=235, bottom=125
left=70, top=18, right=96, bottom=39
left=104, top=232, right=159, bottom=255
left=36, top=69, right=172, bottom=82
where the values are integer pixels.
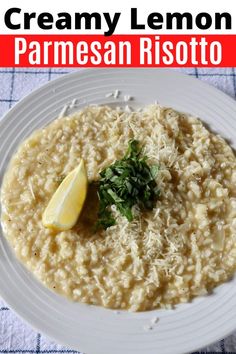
left=0, top=34, right=235, bottom=67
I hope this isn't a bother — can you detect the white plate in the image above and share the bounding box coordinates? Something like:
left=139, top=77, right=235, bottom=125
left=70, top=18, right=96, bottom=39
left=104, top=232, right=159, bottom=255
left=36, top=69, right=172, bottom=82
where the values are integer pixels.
left=1, top=69, right=236, bottom=354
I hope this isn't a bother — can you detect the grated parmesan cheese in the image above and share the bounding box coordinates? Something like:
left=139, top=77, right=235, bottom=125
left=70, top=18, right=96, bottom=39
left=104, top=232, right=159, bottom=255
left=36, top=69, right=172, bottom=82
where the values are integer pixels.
left=1, top=104, right=236, bottom=312
left=124, top=95, right=132, bottom=102
left=70, top=98, right=78, bottom=108
left=113, top=89, right=120, bottom=99
left=105, top=92, right=113, bottom=98
left=28, top=178, right=35, bottom=200
left=58, top=104, right=69, bottom=118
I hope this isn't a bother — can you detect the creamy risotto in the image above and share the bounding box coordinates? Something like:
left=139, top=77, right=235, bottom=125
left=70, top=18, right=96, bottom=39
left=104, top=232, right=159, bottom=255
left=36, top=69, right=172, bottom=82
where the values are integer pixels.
left=1, top=105, right=236, bottom=311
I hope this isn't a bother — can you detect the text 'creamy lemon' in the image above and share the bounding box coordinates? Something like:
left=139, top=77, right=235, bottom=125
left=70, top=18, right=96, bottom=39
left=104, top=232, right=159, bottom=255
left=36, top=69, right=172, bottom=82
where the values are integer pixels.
left=42, top=159, right=88, bottom=231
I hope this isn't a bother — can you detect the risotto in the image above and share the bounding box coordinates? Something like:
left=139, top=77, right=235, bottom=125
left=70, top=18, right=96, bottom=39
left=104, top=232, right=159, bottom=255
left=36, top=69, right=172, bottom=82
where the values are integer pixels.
left=1, top=104, right=236, bottom=311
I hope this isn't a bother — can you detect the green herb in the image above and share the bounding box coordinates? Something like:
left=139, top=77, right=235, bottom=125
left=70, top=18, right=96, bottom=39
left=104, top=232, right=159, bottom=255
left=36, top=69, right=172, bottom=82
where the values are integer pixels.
left=95, top=139, right=160, bottom=230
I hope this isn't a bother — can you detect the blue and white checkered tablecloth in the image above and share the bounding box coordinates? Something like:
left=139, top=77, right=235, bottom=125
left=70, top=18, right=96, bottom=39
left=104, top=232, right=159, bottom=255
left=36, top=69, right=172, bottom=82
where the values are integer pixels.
left=0, top=67, right=236, bottom=354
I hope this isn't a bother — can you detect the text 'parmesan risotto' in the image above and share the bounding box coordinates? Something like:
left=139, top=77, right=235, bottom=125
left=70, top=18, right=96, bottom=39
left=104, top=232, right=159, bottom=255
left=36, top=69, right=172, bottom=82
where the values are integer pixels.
left=1, top=105, right=236, bottom=311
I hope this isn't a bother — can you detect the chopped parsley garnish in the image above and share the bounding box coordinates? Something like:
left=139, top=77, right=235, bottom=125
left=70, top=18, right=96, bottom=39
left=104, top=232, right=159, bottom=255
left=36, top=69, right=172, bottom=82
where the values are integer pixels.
left=96, top=140, right=160, bottom=230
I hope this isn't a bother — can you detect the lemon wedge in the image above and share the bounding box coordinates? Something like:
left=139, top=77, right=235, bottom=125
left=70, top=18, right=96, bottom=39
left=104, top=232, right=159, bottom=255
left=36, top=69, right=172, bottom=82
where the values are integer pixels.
left=42, top=159, right=88, bottom=231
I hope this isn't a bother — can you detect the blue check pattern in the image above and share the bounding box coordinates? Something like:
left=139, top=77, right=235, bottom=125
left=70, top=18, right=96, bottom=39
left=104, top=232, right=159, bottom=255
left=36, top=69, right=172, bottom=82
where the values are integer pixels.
left=0, top=67, right=236, bottom=354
